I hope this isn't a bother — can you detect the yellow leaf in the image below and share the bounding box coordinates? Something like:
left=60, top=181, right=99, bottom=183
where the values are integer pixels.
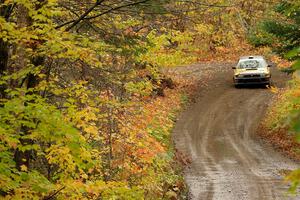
left=20, top=165, right=27, bottom=172
left=269, top=86, right=279, bottom=93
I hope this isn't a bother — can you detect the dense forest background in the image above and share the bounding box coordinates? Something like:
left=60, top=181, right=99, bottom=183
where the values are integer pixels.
left=0, top=0, right=299, bottom=199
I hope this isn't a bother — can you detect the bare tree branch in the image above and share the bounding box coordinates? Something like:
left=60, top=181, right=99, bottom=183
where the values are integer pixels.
left=85, top=0, right=150, bottom=20
left=55, top=0, right=150, bottom=30
left=43, top=186, right=66, bottom=200
left=55, top=0, right=106, bottom=30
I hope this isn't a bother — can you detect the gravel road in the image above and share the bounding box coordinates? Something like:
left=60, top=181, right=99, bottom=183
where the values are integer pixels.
left=172, top=63, right=299, bottom=200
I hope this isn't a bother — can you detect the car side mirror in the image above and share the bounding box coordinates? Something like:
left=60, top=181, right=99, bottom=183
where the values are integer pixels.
left=232, top=66, right=236, bottom=69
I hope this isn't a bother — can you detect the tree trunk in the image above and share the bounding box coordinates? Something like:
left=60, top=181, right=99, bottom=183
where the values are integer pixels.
left=0, top=2, right=14, bottom=98
left=12, top=2, right=46, bottom=170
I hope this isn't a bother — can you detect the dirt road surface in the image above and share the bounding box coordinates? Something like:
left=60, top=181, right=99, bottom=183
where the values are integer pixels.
left=172, top=63, right=300, bottom=200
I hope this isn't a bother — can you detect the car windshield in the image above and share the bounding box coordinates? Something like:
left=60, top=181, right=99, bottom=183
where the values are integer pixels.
left=237, top=60, right=264, bottom=69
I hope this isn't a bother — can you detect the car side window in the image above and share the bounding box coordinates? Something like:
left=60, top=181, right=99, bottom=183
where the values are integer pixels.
left=261, top=60, right=268, bottom=68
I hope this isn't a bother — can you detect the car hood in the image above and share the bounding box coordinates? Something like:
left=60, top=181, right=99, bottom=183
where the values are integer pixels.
left=235, top=68, right=269, bottom=75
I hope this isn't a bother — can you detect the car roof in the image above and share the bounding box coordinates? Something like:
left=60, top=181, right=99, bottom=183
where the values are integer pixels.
left=239, top=56, right=265, bottom=61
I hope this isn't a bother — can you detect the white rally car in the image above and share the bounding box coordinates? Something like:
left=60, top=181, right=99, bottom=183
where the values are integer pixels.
left=232, top=56, right=271, bottom=87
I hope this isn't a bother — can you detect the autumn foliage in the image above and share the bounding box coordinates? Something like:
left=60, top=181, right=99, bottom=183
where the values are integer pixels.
left=0, top=0, right=288, bottom=199
left=0, top=0, right=191, bottom=199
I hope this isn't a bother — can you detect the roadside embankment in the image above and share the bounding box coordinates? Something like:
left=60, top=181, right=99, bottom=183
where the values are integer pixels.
left=259, top=78, right=300, bottom=161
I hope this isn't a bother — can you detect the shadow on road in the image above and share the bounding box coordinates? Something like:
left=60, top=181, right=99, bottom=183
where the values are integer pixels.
left=234, top=84, right=269, bottom=89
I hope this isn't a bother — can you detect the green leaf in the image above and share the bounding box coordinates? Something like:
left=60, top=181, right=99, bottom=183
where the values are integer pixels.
left=292, top=59, right=300, bottom=70
left=286, top=47, right=300, bottom=59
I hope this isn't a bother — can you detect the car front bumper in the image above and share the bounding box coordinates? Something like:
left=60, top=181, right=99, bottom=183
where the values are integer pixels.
left=234, top=77, right=270, bottom=85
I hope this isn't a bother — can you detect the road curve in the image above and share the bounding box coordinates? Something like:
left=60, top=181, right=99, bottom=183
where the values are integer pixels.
left=172, top=63, right=299, bottom=200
